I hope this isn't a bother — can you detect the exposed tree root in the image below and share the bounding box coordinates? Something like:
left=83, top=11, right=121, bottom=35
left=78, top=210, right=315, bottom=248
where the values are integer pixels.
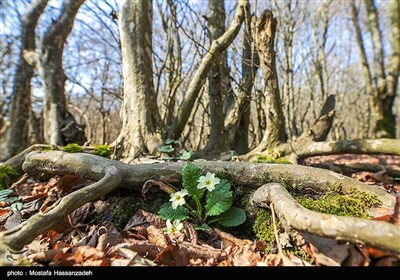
left=292, top=139, right=400, bottom=159
left=0, top=151, right=397, bottom=260
left=0, top=144, right=98, bottom=174
left=250, top=183, right=400, bottom=254
left=309, top=162, right=400, bottom=179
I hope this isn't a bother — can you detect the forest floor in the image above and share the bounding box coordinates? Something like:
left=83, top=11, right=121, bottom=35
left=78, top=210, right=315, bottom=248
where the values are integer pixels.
left=1, top=155, right=399, bottom=266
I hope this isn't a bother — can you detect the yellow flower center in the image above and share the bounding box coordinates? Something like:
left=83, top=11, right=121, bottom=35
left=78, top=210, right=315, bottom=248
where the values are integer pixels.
left=205, top=179, right=212, bottom=185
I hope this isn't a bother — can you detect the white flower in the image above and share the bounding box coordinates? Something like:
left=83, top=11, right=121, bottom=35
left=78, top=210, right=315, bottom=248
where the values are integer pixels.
left=169, top=189, right=188, bottom=210
left=197, top=172, right=220, bottom=192
left=164, top=219, right=183, bottom=235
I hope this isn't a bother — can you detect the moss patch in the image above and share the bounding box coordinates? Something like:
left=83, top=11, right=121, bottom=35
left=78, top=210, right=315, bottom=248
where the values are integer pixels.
left=253, top=189, right=382, bottom=253
left=253, top=208, right=275, bottom=250
left=112, top=196, right=137, bottom=229
left=93, top=144, right=111, bottom=158
left=63, top=143, right=83, bottom=153
left=295, top=189, right=382, bottom=219
left=256, top=155, right=292, bottom=164
left=0, top=165, right=19, bottom=190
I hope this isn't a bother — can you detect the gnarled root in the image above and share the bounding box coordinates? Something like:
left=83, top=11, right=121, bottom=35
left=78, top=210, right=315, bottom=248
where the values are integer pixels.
left=250, top=183, right=400, bottom=254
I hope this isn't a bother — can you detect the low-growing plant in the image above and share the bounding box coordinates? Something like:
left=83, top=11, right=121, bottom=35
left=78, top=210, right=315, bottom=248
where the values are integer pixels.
left=93, top=144, right=111, bottom=158
left=0, top=165, right=19, bottom=190
left=157, top=162, right=246, bottom=232
left=63, top=143, right=83, bottom=153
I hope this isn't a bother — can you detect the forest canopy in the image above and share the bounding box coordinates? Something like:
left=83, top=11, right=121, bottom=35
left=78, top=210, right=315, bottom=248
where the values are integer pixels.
left=0, top=0, right=399, bottom=160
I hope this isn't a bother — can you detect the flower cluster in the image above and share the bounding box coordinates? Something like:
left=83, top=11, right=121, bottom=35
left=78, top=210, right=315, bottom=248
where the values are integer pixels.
left=159, top=162, right=246, bottom=234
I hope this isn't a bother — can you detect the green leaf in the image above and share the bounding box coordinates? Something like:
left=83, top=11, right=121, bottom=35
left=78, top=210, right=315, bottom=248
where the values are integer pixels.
left=179, top=150, right=192, bottom=160
left=165, top=138, right=175, bottom=145
left=159, top=145, right=174, bottom=153
left=194, top=223, right=211, bottom=231
left=11, top=202, right=23, bottom=211
left=2, top=197, right=19, bottom=204
left=205, top=180, right=233, bottom=216
left=0, top=189, right=14, bottom=199
left=157, top=203, right=189, bottom=221
left=211, top=207, right=246, bottom=227
left=182, top=162, right=204, bottom=199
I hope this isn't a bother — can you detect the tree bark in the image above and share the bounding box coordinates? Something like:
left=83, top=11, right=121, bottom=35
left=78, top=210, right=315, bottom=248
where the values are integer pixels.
left=225, top=9, right=259, bottom=154
left=39, top=0, right=86, bottom=146
left=350, top=0, right=374, bottom=138
left=253, top=10, right=287, bottom=153
left=202, top=0, right=229, bottom=154
left=169, top=0, right=248, bottom=140
left=360, top=0, right=397, bottom=138
left=386, top=0, right=400, bottom=138
left=114, top=0, right=164, bottom=160
left=4, top=0, right=48, bottom=159
left=292, top=138, right=400, bottom=158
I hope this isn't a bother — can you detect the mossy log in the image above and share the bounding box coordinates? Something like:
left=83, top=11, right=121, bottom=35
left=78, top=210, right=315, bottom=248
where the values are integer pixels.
left=0, top=151, right=396, bottom=260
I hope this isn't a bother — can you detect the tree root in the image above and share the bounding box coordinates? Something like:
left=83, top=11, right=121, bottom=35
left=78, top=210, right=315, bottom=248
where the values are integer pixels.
left=0, top=144, right=98, bottom=174
left=293, top=139, right=400, bottom=158
left=250, top=183, right=400, bottom=254
left=0, top=151, right=397, bottom=258
left=309, top=162, right=400, bottom=179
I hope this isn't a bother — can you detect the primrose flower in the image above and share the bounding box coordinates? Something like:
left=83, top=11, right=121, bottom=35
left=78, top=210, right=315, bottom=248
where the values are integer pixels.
left=164, top=219, right=183, bottom=235
left=169, top=189, right=188, bottom=209
left=197, top=172, right=220, bottom=192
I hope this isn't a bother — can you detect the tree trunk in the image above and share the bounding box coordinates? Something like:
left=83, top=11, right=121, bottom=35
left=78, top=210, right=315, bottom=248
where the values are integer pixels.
left=202, top=0, right=229, bottom=154
left=247, top=10, right=287, bottom=155
left=225, top=10, right=259, bottom=154
left=364, top=0, right=397, bottom=138
left=4, top=0, right=48, bottom=159
left=350, top=0, right=374, bottom=138
left=386, top=0, right=400, bottom=138
left=39, top=0, right=86, bottom=146
left=114, top=0, right=164, bottom=160
left=168, top=0, right=248, bottom=140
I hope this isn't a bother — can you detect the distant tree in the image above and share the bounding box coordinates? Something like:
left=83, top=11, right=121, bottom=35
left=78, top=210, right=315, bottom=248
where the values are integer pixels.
left=4, top=0, right=48, bottom=159
left=38, top=0, right=86, bottom=145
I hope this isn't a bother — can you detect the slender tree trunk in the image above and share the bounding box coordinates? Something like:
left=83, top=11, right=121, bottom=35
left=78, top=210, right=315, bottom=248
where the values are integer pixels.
left=225, top=9, right=259, bottom=154
left=4, top=0, right=48, bottom=159
left=350, top=1, right=374, bottom=138
left=39, top=0, right=86, bottom=146
left=364, top=0, right=397, bottom=138
left=201, top=0, right=229, bottom=154
left=386, top=0, right=400, bottom=138
left=248, top=10, right=287, bottom=155
left=114, top=0, right=164, bottom=160
left=168, top=0, right=248, bottom=140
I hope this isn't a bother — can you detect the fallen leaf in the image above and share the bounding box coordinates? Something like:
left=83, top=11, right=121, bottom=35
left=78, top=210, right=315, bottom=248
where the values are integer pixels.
left=214, top=228, right=252, bottom=248
left=4, top=211, right=22, bottom=229
left=301, top=233, right=350, bottom=266
left=147, top=225, right=168, bottom=247
left=124, top=210, right=165, bottom=231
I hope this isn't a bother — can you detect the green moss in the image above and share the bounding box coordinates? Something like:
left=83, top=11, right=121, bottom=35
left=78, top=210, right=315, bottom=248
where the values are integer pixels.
left=93, top=144, right=111, bottom=158
left=63, top=143, right=83, bottom=153
left=256, top=155, right=292, bottom=164
left=295, top=189, right=382, bottom=219
left=112, top=197, right=137, bottom=229
left=261, top=172, right=272, bottom=184
left=253, top=209, right=275, bottom=251
left=253, top=189, right=382, bottom=254
left=0, top=165, right=19, bottom=190
left=284, top=247, right=315, bottom=265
